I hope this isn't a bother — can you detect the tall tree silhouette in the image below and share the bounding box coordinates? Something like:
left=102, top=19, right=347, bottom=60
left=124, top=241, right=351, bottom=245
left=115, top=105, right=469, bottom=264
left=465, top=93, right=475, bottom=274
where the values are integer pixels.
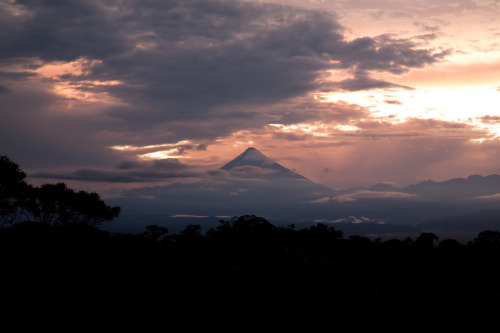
left=0, top=155, right=120, bottom=227
left=0, top=155, right=31, bottom=226
left=29, top=182, right=121, bottom=226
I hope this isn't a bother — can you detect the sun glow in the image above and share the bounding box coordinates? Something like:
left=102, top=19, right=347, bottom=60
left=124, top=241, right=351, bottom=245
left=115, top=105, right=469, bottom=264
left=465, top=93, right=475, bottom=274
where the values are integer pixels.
left=110, top=140, right=192, bottom=152
left=137, top=149, right=189, bottom=160
left=110, top=140, right=194, bottom=160
left=319, top=85, right=500, bottom=139
left=335, top=124, right=360, bottom=132
left=268, top=123, right=330, bottom=137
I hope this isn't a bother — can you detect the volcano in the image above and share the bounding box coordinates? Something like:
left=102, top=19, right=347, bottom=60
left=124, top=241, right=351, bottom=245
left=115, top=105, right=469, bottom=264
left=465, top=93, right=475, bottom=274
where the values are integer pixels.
left=108, top=147, right=337, bottom=232
left=220, top=147, right=306, bottom=179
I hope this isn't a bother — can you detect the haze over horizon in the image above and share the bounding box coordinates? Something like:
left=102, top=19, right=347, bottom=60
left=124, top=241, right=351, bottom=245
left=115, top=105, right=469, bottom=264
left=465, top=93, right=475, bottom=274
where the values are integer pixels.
left=2, top=0, right=500, bottom=197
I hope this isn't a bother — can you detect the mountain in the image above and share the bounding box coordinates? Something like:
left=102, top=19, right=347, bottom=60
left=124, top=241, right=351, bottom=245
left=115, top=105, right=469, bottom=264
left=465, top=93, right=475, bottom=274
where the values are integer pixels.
left=319, top=174, right=500, bottom=222
left=402, top=174, right=500, bottom=199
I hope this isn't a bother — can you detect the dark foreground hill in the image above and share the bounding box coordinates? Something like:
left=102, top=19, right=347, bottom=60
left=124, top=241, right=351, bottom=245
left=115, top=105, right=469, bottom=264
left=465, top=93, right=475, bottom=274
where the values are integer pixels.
left=2, top=215, right=500, bottom=330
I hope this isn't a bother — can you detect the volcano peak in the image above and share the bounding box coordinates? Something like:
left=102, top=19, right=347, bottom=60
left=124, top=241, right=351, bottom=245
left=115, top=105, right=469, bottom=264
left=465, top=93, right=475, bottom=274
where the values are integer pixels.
left=220, top=147, right=305, bottom=179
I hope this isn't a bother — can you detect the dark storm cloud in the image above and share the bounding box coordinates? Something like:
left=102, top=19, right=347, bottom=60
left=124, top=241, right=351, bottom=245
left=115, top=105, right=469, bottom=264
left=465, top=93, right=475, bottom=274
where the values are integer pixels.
left=1, top=0, right=447, bottom=126
left=0, top=0, right=128, bottom=61
left=100, top=7, right=344, bottom=124
left=99, top=12, right=446, bottom=124
left=0, top=0, right=452, bottom=178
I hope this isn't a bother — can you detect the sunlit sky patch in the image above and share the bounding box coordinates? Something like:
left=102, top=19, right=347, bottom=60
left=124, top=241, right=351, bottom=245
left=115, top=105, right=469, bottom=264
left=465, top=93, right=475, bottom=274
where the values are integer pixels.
left=320, top=84, right=500, bottom=139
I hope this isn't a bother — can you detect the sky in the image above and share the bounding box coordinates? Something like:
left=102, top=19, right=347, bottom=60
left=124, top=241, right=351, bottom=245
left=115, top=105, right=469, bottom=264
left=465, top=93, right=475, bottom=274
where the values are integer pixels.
left=1, top=0, right=500, bottom=195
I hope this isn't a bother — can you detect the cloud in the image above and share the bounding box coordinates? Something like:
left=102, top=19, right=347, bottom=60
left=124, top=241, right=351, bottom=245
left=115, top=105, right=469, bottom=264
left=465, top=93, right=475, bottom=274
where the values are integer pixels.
left=336, top=34, right=449, bottom=74
left=170, top=214, right=210, bottom=218
left=230, top=188, right=249, bottom=196
left=330, top=70, right=414, bottom=91
left=0, top=1, right=127, bottom=61
left=347, top=118, right=474, bottom=139
left=414, top=33, right=438, bottom=41
left=384, top=99, right=402, bottom=105
left=478, top=115, right=500, bottom=124
left=332, top=190, right=417, bottom=203
left=315, top=216, right=387, bottom=224
left=310, top=196, right=330, bottom=203
left=32, top=159, right=200, bottom=183
left=476, top=193, right=500, bottom=199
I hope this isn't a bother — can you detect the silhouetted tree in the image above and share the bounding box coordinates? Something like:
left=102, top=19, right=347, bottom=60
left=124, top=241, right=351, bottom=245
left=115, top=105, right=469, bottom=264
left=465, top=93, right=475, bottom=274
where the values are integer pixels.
left=305, top=222, right=344, bottom=239
left=438, top=238, right=462, bottom=251
left=180, top=224, right=202, bottom=237
left=27, top=182, right=121, bottom=226
left=0, top=155, right=32, bottom=225
left=207, top=215, right=277, bottom=245
left=142, top=224, right=169, bottom=240
left=0, top=156, right=120, bottom=227
left=297, top=222, right=343, bottom=255
left=414, top=232, right=439, bottom=251
left=473, top=230, right=500, bottom=246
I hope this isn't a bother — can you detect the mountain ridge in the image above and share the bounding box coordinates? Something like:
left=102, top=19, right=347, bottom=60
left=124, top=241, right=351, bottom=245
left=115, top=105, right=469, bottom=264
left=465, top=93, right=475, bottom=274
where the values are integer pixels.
left=344, top=174, right=500, bottom=198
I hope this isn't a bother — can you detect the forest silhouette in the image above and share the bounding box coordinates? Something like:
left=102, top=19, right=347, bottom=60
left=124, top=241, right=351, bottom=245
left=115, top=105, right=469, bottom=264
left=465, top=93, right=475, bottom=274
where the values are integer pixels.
left=2, top=155, right=500, bottom=329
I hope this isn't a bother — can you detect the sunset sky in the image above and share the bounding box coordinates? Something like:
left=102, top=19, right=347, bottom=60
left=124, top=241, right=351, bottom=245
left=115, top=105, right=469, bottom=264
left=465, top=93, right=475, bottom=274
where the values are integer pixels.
left=2, top=0, right=500, bottom=195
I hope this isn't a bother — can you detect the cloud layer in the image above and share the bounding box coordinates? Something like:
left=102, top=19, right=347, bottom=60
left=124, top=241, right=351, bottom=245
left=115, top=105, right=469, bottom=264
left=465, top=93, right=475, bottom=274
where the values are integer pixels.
left=1, top=0, right=499, bottom=192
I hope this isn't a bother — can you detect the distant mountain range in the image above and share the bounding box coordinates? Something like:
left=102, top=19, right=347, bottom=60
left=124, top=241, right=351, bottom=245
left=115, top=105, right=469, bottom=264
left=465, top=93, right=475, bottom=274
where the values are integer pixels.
left=355, top=174, right=500, bottom=199
left=106, top=147, right=500, bottom=242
